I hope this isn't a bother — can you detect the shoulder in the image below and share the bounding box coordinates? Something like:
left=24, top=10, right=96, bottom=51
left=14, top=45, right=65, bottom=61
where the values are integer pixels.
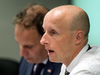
left=19, top=57, right=33, bottom=75
left=71, top=45, right=100, bottom=75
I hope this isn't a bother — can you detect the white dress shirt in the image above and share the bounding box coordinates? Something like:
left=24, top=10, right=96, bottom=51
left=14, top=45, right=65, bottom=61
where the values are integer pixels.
left=60, top=44, right=100, bottom=75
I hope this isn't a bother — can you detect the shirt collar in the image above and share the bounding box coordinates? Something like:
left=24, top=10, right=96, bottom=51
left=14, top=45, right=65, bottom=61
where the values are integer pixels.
left=42, top=58, right=48, bottom=65
left=33, top=58, right=48, bottom=71
left=67, top=44, right=88, bottom=72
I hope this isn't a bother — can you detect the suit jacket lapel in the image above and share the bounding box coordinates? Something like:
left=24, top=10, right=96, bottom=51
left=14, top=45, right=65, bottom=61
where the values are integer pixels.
left=26, top=64, right=34, bottom=75
left=43, top=60, right=54, bottom=75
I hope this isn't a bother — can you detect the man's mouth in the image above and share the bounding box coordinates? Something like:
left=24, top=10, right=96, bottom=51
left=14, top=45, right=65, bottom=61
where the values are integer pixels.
left=48, top=50, right=54, bottom=55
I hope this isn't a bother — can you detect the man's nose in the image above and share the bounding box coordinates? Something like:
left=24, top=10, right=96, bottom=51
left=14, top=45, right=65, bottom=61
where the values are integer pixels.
left=40, top=33, right=49, bottom=45
left=20, top=46, right=27, bottom=56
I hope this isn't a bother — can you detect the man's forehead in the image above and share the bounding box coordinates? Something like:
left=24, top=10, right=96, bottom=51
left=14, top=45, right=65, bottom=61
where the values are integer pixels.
left=44, top=12, right=66, bottom=27
left=43, top=19, right=66, bottom=33
left=46, top=9, right=65, bottom=20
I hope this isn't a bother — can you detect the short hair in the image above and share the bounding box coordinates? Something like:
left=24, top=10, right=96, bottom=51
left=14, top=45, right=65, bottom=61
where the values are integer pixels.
left=13, top=3, right=49, bottom=36
left=70, top=10, right=90, bottom=38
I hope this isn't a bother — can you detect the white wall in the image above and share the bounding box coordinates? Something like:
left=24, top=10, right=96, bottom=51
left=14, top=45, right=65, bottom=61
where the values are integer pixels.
left=0, top=0, right=69, bottom=62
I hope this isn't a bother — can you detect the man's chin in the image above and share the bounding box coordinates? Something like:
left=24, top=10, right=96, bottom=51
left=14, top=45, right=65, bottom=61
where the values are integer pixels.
left=27, top=60, right=34, bottom=63
left=25, top=58, right=33, bottom=63
left=49, top=57, right=60, bottom=63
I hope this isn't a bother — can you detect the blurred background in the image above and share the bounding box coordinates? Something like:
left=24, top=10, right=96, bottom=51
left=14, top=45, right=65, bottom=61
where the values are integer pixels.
left=0, top=0, right=100, bottom=63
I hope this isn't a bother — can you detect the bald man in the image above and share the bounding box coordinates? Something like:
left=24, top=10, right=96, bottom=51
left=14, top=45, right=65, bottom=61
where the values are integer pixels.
left=40, top=5, right=100, bottom=75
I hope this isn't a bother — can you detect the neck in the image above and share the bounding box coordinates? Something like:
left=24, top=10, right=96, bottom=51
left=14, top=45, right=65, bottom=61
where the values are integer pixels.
left=64, top=36, right=88, bottom=67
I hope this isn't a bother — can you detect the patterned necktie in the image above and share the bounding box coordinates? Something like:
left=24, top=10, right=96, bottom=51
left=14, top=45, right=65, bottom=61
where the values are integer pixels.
left=65, top=69, right=70, bottom=75
left=33, top=63, right=45, bottom=75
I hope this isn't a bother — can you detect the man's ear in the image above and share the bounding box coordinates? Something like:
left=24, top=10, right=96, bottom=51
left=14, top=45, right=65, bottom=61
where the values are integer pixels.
left=75, top=30, right=84, bottom=45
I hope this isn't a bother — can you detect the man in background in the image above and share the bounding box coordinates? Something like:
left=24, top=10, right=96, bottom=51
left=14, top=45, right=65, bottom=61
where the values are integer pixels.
left=14, top=3, right=62, bottom=75
left=40, top=5, right=100, bottom=75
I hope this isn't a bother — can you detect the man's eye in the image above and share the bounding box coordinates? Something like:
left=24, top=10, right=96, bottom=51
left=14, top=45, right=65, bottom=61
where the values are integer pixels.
left=26, top=46, right=33, bottom=49
left=50, top=30, right=57, bottom=35
left=52, top=31, right=56, bottom=34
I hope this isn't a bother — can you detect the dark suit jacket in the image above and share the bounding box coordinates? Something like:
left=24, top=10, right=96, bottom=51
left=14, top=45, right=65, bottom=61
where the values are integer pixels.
left=19, top=57, right=62, bottom=75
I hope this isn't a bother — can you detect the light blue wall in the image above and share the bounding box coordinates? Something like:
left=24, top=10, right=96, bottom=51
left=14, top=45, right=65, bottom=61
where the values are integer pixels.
left=71, top=0, right=100, bottom=46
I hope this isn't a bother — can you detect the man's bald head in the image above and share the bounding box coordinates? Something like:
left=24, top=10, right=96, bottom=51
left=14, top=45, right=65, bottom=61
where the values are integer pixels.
left=44, top=5, right=90, bottom=38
